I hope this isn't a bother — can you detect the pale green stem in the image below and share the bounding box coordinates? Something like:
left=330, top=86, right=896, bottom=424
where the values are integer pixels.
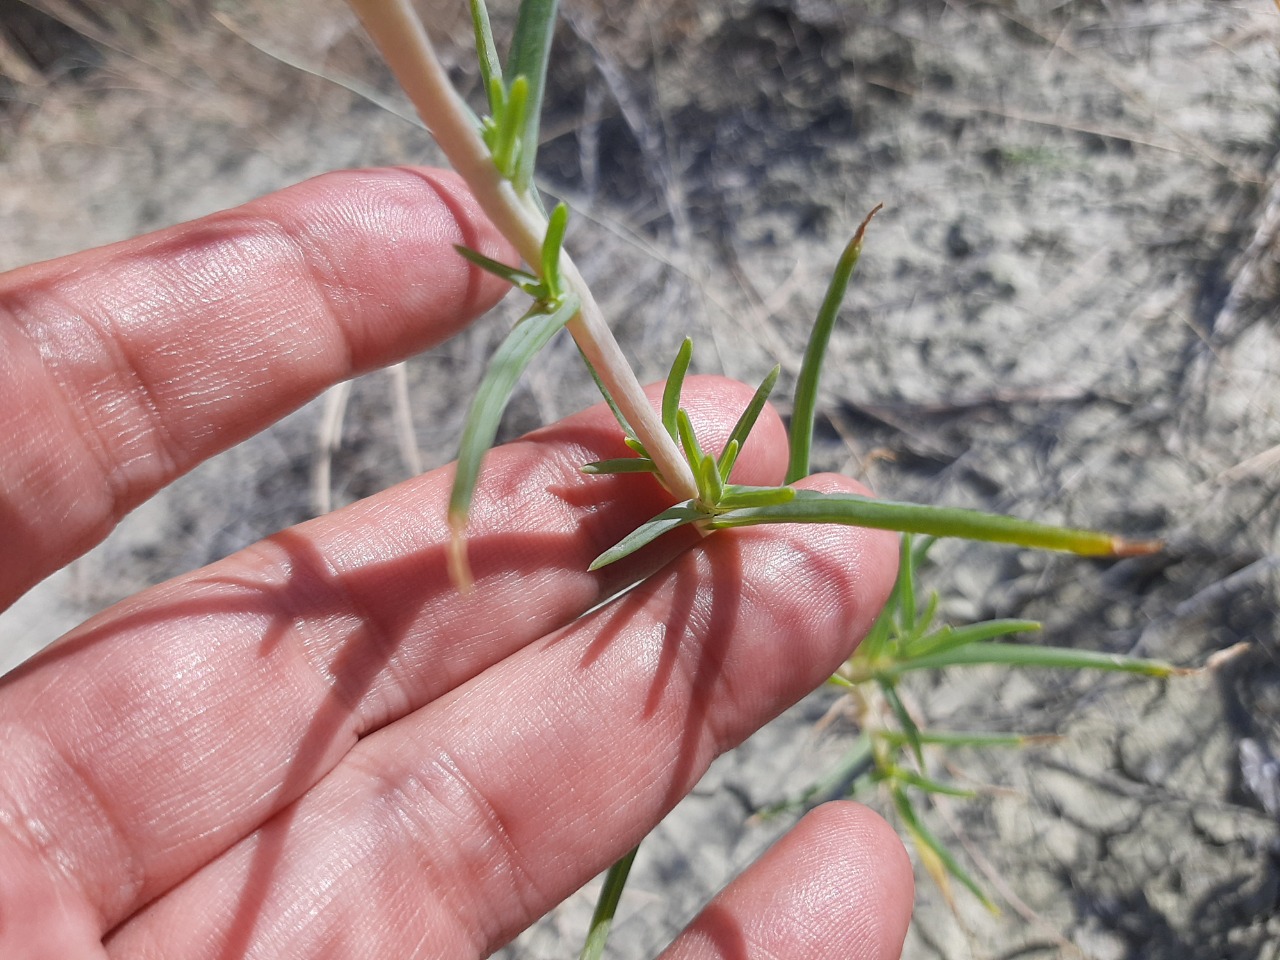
left=579, top=846, right=639, bottom=960
left=345, top=0, right=698, bottom=502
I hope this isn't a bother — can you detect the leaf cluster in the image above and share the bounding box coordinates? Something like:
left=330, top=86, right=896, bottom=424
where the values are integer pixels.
left=765, top=534, right=1185, bottom=911
left=347, top=0, right=1178, bottom=953
left=580, top=207, right=1157, bottom=573
left=443, top=0, right=1161, bottom=590
left=441, top=0, right=1168, bottom=932
left=470, top=0, right=556, bottom=194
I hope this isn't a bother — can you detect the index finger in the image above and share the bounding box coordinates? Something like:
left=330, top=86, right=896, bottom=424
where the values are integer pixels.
left=0, top=167, right=514, bottom=609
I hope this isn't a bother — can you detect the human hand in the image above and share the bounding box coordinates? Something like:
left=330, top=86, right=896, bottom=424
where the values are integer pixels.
left=0, top=168, right=912, bottom=959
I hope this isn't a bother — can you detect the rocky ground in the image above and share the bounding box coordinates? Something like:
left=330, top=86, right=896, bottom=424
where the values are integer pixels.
left=3, top=1, right=1279, bottom=957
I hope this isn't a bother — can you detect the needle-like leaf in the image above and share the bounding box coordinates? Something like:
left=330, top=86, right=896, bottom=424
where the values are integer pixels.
left=577, top=347, right=640, bottom=443
left=580, top=457, right=659, bottom=475
left=912, top=590, right=941, bottom=644
left=883, top=767, right=977, bottom=799
left=715, top=484, right=797, bottom=510
left=505, top=0, right=560, bottom=195
left=454, top=243, right=546, bottom=297
left=757, top=735, right=876, bottom=818
left=468, top=0, right=502, bottom=107
left=662, top=338, right=694, bottom=440
left=719, top=364, right=779, bottom=478
left=901, top=619, right=1041, bottom=661
left=857, top=575, right=899, bottom=666
left=482, top=75, right=506, bottom=145
left=541, top=201, right=569, bottom=297
left=910, top=534, right=937, bottom=572
left=708, top=489, right=1162, bottom=557
left=892, top=786, right=998, bottom=914
left=787, top=204, right=882, bottom=484
left=696, top=450, right=724, bottom=506
left=877, top=729, right=1058, bottom=749
left=717, top=440, right=739, bottom=479
left=897, top=534, right=918, bottom=638
left=879, top=641, right=1187, bottom=678
left=492, top=74, right=528, bottom=178
left=448, top=293, right=579, bottom=587
left=589, top=501, right=706, bottom=570
left=880, top=677, right=925, bottom=768
left=675, top=408, right=706, bottom=472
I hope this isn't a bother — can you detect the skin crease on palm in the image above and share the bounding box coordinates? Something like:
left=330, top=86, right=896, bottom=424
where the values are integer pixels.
left=0, top=167, right=914, bottom=959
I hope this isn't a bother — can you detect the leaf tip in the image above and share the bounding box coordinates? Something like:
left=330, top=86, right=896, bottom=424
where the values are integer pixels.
left=856, top=202, right=885, bottom=239
left=1201, top=640, right=1250, bottom=672
left=1111, top=536, right=1164, bottom=557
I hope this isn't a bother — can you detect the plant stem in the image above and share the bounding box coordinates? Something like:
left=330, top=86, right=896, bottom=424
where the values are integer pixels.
left=345, top=0, right=697, bottom=502
left=579, top=846, right=639, bottom=960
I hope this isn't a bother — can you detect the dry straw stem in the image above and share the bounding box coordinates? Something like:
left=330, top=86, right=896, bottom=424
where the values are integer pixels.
left=344, top=0, right=698, bottom=506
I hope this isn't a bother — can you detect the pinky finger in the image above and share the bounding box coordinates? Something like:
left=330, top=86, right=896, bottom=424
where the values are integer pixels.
left=658, top=802, right=914, bottom=960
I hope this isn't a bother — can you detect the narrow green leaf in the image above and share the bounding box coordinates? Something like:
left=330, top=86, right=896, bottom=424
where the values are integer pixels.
left=541, top=201, right=569, bottom=297
left=879, top=677, right=924, bottom=768
left=589, top=501, right=707, bottom=570
left=481, top=75, right=507, bottom=150
left=898, top=534, right=918, bottom=638
left=581, top=457, right=659, bottom=475
left=449, top=293, right=579, bottom=531
left=492, top=74, right=529, bottom=178
left=716, top=484, right=797, bottom=510
left=882, top=767, right=977, bottom=799
left=505, top=0, right=561, bottom=195
left=758, top=735, right=875, bottom=818
left=623, top=436, right=649, bottom=457
left=911, top=534, right=937, bottom=570
left=488, top=74, right=507, bottom=112
left=579, top=846, right=639, bottom=960
left=881, top=640, right=1183, bottom=678
left=468, top=0, right=502, bottom=108
left=856, top=572, right=900, bottom=666
left=454, top=244, right=545, bottom=297
left=902, top=619, right=1041, bottom=660
left=696, top=450, right=724, bottom=506
left=787, top=204, right=882, bottom=484
left=877, top=729, right=1051, bottom=750
left=675, top=408, right=706, bottom=469
left=717, top=440, right=740, bottom=479
left=891, top=787, right=997, bottom=913
left=577, top=347, right=639, bottom=442
left=719, top=364, right=780, bottom=478
left=913, top=590, right=941, bottom=643
left=662, top=338, right=694, bottom=439
left=708, top=489, right=1139, bottom=557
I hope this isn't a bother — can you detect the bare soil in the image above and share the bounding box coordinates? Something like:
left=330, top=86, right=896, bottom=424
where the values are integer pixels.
left=3, top=1, right=1279, bottom=957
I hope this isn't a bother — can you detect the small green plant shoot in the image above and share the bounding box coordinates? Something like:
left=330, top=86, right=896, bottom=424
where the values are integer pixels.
left=342, top=0, right=1172, bottom=954
left=759, top=533, right=1187, bottom=913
